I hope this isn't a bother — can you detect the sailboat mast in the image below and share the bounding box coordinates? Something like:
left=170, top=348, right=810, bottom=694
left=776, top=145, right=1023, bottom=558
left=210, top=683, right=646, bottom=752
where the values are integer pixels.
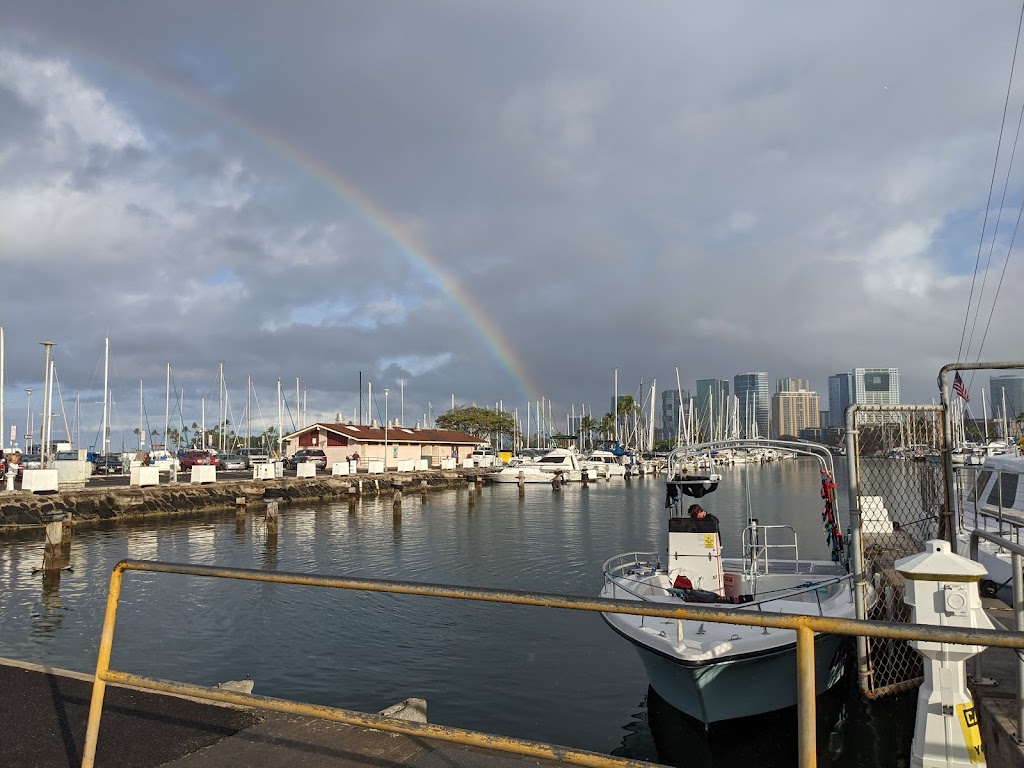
left=247, top=374, right=252, bottom=447
left=614, top=369, right=619, bottom=443
left=101, top=338, right=109, bottom=456
left=139, top=379, right=144, bottom=450
left=982, top=388, right=989, bottom=441
left=221, top=364, right=227, bottom=454
left=277, top=378, right=283, bottom=459
left=164, top=363, right=170, bottom=452
left=649, top=380, right=656, bottom=453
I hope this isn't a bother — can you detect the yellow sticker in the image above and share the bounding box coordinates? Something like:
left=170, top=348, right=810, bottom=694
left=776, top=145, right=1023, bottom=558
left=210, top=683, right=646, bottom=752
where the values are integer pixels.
left=956, top=701, right=984, bottom=765
left=703, top=534, right=716, bottom=549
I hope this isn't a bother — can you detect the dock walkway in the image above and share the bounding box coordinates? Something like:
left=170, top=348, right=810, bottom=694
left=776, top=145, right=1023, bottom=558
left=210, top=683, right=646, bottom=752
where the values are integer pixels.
left=0, top=659, right=576, bottom=768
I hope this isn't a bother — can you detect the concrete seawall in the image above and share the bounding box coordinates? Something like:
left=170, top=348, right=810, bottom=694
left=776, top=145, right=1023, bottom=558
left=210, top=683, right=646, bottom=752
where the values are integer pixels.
left=0, top=470, right=479, bottom=531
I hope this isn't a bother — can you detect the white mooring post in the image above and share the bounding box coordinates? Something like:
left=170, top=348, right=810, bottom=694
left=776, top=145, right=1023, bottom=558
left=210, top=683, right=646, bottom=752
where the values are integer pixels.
left=896, top=539, right=992, bottom=768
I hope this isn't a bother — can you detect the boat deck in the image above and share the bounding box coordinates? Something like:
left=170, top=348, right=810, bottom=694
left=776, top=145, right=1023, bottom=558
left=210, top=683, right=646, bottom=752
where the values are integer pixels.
left=0, top=658, right=597, bottom=768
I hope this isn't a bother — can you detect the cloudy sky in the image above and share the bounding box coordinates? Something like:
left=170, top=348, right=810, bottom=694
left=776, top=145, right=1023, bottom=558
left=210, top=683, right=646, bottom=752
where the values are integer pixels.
left=1, top=2, right=1022, bottom=447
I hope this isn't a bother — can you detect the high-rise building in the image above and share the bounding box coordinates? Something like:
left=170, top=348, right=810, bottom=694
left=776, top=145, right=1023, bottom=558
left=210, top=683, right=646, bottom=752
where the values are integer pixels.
left=695, top=379, right=729, bottom=441
left=661, top=389, right=688, bottom=444
left=853, top=368, right=900, bottom=423
left=771, top=390, right=820, bottom=438
left=776, top=378, right=810, bottom=393
left=989, top=375, right=1024, bottom=424
left=734, top=372, right=769, bottom=439
left=853, top=368, right=900, bottom=405
left=828, top=373, right=853, bottom=428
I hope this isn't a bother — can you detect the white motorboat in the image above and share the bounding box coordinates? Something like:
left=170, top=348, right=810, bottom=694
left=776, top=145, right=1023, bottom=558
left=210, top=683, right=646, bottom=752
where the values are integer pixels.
left=957, top=453, right=1024, bottom=599
left=600, top=439, right=863, bottom=723
left=488, top=447, right=583, bottom=483
left=581, top=449, right=627, bottom=479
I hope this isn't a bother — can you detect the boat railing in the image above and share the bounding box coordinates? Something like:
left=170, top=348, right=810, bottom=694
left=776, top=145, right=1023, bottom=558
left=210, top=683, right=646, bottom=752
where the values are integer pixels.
left=602, top=550, right=848, bottom=615
left=741, top=523, right=800, bottom=578
left=742, top=574, right=853, bottom=616
left=959, top=465, right=1024, bottom=548
left=80, top=559, right=1024, bottom=768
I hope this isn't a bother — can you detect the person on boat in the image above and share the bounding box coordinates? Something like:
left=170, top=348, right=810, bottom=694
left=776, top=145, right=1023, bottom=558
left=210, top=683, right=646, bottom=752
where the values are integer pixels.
left=688, top=503, right=720, bottom=535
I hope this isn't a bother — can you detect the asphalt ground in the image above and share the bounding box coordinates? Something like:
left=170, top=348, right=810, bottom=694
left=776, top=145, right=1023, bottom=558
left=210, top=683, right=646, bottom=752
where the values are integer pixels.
left=0, top=660, right=587, bottom=768
left=0, top=660, right=262, bottom=768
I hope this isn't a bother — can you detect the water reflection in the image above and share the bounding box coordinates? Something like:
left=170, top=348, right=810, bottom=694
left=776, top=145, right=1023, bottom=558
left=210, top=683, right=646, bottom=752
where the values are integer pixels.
left=645, top=663, right=918, bottom=768
left=32, top=568, right=65, bottom=639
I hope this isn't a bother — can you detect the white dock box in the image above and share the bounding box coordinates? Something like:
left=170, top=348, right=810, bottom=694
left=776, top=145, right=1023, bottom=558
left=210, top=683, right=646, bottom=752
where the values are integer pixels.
left=253, top=463, right=274, bottom=480
left=190, top=466, right=217, bottom=484
left=22, top=469, right=59, bottom=493
left=130, top=466, right=161, bottom=487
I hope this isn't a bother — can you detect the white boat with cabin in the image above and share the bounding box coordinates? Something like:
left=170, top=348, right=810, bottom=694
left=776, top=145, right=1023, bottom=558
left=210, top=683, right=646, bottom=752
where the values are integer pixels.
left=957, top=452, right=1024, bottom=599
left=600, top=439, right=864, bottom=723
left=488, top=447, right=583, bottom=483
left=581, top=449, right=627, bottom=479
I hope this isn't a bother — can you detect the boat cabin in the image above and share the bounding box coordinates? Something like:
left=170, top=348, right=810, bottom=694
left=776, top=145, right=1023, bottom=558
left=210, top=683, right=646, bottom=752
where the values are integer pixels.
left=667, top=516, right=724, bottom=596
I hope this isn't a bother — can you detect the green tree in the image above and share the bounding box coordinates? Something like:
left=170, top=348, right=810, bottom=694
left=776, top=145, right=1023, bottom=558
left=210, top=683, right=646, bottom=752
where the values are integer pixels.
left=579, top=415, right=596, bottom=451
left=598, top=413, right=616, bottom=441
left=616, top=395, right=639, bottom=444
left=436, top=406, right=516, bottom=442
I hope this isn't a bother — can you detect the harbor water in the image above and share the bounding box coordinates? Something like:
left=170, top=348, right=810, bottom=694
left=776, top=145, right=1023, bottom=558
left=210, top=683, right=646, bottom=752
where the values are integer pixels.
left=0, top=461, right=917, bottom=766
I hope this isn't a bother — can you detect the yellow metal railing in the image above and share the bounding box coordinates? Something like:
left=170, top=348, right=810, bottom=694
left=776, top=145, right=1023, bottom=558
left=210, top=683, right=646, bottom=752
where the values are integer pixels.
left=82, top=560, right=1024, bottom=768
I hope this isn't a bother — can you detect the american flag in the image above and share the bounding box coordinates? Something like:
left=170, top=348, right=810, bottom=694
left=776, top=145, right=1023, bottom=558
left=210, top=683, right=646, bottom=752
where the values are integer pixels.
left=953, top=372, right=970, bottom=403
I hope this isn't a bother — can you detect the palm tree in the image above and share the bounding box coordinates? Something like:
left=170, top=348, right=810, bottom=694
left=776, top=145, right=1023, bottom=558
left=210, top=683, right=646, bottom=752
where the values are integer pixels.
left=599, top=413, right=616, bottom=443
left=616, top=395, right=639, bottom=446
left=579, top=415, right=597, bottom=451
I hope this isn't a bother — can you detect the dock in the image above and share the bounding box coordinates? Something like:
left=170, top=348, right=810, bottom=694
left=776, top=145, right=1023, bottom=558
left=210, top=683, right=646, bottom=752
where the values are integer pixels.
left=0, top=658, right=607, bottom=768
left=971, top=600, right=1024, bottom=768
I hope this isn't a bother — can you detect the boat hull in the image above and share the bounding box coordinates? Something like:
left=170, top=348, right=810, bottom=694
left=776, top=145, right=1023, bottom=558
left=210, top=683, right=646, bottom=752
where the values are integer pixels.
left=609, top=619, right=848, bottom=723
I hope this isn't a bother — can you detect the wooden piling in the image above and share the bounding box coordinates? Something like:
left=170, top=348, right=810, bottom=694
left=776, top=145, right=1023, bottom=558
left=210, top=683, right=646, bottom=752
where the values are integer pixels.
left=43, top=519, right=63, bottom=571
left=393, top=483, right=402, bottom=512
left=266, top=500, right=279, bottom=534
left=60, top=517, right=72, bottom=562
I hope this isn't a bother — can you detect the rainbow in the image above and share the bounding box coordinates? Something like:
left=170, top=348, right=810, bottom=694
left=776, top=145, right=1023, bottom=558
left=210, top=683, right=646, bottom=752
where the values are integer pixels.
left=2, top=27, right=542, bottom=406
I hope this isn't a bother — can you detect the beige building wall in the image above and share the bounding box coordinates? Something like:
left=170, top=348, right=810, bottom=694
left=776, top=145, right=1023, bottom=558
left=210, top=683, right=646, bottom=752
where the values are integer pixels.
left=771, top=391, right=820, bottom=438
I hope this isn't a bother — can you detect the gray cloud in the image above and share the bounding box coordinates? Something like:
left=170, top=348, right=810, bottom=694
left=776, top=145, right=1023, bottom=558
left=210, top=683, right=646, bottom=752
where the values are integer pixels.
left=1, top=2, right=1022, bottom=448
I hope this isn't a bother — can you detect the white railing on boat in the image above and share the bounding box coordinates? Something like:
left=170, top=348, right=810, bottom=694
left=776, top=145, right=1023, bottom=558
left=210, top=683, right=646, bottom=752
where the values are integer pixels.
left=602, top=551, right=852, bottom=617
left=742, top=523, right=799, bottom=577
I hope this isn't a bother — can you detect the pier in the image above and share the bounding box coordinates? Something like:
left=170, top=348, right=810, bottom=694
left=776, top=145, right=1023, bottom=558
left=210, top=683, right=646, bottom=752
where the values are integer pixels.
left=0, top=469, right=477, bottom=529
left=0, top=658, right=599, bottom=768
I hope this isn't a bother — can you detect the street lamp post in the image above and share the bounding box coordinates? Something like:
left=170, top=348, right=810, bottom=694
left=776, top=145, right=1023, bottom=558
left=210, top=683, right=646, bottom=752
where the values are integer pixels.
left=24, top=388, right=33, bottom=452
left=384, top=389, right=390, bottom=470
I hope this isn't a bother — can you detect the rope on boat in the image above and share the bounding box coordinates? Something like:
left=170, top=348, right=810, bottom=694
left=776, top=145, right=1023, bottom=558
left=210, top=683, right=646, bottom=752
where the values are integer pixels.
left=820, top=470, right=845, bottom=565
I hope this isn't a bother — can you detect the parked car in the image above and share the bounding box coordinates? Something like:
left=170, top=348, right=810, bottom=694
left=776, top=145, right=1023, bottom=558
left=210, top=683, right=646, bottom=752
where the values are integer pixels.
left=218, top=453, right=247, bottom=471
left=92, top=454, right=123, bottom=474
left=285, top=449, right=327, bottom=470
left=238, top=447, right=270, bottom=467
left=179, top=450, right=218, bottom=470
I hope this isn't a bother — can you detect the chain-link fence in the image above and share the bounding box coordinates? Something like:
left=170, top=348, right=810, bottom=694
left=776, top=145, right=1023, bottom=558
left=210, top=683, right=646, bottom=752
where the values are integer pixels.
left=848, top=406, right=946, bottom=697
